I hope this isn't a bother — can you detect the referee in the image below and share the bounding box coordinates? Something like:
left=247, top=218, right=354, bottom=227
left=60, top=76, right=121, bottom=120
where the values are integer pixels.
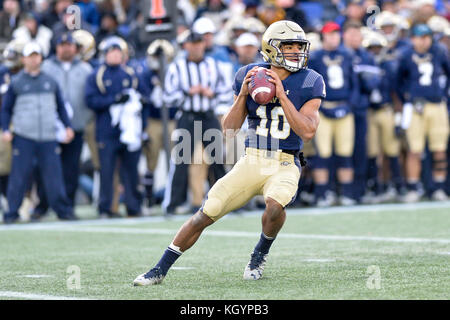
left=162, top=31, right=232, bottom=215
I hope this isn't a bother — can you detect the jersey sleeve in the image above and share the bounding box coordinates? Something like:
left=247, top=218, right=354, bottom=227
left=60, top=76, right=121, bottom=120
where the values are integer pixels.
left=311, top=74, right=326, bottom=100
left=232, top=65, right=249, bottom=96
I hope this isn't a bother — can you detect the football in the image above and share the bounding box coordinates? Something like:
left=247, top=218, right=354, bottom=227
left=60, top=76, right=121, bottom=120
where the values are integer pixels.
left=248, top=68, right=276, bottom=105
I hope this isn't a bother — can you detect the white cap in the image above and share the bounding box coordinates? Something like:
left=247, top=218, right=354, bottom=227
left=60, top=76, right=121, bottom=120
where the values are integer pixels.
left=22, top=42, right=42, bottom=57
left=193, top=17, right=217, bottom=35
left=235, top=32, right=259, bottom=47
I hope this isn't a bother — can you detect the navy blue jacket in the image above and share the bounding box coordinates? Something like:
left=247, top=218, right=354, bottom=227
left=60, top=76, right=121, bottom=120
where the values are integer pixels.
left=85, top=63, right=147, bottom=141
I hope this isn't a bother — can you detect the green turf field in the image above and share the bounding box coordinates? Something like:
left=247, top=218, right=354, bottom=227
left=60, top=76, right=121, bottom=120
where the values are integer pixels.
left=0, top=201, right=449, bottom=300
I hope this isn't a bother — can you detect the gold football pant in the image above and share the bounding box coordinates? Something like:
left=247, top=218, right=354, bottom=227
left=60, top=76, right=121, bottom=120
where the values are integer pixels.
left=315, top=112, right=355, bottom=158
left=367, top=106, right=400, bottom=158
left=202, top=148, right=301, bottom=222
left=143, top=118, right=176, bottom=172
left=0, top=130, right=12, bottom=175
left=405, top=102, right=449, bottom=153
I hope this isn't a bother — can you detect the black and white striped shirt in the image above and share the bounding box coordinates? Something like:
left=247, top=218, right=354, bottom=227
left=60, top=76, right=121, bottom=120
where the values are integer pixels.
left=163, top=56, right=233, bottom=114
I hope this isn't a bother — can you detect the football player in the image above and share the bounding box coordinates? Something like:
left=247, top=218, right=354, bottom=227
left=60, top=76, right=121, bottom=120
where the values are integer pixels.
left=133, top=20, right=325, bottom=285
left=0, top=38, right=26, bottom=214
left=342, top=21, right=382, bottom=203
left=363, top=31, right=404, bottom=203
left=397, top=24, right=450, bottom=202
left=307, top=22, right=360, bottom=206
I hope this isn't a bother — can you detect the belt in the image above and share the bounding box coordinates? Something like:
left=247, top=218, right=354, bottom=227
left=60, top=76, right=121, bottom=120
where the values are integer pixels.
left=321, top=100, right=347, bottom=109
left=282, top=149, right=300, bottom=157
left=245, top=148, right=307, bottom=167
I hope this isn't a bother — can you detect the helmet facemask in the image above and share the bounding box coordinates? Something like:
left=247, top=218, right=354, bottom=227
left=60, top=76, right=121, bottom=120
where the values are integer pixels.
left=268, top=39, right=310, bottom=72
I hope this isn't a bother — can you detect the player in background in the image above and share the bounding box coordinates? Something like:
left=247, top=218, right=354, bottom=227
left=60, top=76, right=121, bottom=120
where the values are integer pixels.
left=375, top=11, right=411, bottom=55
left=0, top=39, right=26, bottom=215
left=363, top=30, right=404, bottom=204
left=342, top=21, right=381, bottom=203
left=308, top=22, right=359, bottom=207
left=397, top=24, right=450, bottom=202
left=133, top=20, right=324, bottom=286
left=129, top=40, right=177, bottom=212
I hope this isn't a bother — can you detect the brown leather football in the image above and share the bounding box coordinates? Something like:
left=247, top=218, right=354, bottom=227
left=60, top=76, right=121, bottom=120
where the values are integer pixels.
left=248, top=68, right=276, bottom=105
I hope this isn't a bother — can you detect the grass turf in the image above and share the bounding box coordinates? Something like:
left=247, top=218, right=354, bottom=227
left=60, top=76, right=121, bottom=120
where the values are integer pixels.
left=0, top=203, right=449, bottom=300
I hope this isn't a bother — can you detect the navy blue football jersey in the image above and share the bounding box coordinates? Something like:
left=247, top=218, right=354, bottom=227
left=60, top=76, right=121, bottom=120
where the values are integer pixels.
left=233, top=63, right=326, bottom=151
left=308, top=47, right=359, bottom=105
left=369, top=56, right=399, bottom=109
left=397, top=43, right=450, bottom=103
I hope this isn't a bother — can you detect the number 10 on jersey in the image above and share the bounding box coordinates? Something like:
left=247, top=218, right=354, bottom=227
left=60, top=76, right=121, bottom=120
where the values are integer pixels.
left=255, top=105, right=291, bottom=140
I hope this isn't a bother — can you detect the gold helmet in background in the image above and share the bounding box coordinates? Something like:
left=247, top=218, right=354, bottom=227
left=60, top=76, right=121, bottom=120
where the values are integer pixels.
left=374, top=11, right=401, bottom=43
left=427, top=15, right=450, bottom=34
left=2, top=38, right=27, bottom=69
left=261, top=20, right=310, bottom=72
left=72, top=29, right=96, bottom=61
left=362, top=30, right=388, bottom=49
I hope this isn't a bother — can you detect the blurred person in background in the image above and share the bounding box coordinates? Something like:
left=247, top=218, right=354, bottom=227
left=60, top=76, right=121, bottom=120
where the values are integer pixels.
left=85, top=37, right=146, bottom=218
left=161, top=31, right=231, bottom=215
left=95, top=11, right=122, bottom=45
left=337, top=0, right=366, bottom=27
left=308, top=21, right=360, bottom=206
left=192, top=16, right=231, bottom=63
left=50, top=2, right=94, bottom=54
left=363, top=30, right=404, bottom=204
left=0, top=38, right=26, bottom=215
left=12, top=12, right=53, bottom=57
left=1, top=42, right=76, bottom=224
left=130, top=40, right=177, bottom=212
left=40, top=0, right=73, bottom=29
left=342, top=21, right=381, bottom=203
left=31, top=33, right=93, bottom=220
left=74, top=0, right=100, bottom=32
left=0, top=0, right=26, bottom=50
left=396, top=24, right=450, bottom=202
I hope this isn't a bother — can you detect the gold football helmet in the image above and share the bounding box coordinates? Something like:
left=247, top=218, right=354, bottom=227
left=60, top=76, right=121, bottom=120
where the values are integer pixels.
left=374, top=11, right=401, bottom=43
left=72, top=29, right=96, bottom=61
left=427, top=15, right=450, bottom=34
left=362, top=30, right=388, bottom=48
left=2, top=38, right=27, bottom=69
left=260, top=20, right=310, bottom=72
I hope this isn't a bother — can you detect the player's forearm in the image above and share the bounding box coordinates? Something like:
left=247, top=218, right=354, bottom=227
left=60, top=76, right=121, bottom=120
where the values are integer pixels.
left=279, top=95, right=318, bottom=142
left=221, top=94, right=247, bottom=135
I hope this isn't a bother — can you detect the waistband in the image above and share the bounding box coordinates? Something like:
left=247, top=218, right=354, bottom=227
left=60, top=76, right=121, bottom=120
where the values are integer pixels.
left=245, top=147, right=297, bottom=161
left=321, top=100, right=347, bottom=109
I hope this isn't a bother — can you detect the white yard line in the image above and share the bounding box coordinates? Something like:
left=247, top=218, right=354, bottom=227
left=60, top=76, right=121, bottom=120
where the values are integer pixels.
left=3, top=225, right=448, bottom=244
left=0, top=291, right=91, bottom=300
left=1, top=200, right=449, bottom=232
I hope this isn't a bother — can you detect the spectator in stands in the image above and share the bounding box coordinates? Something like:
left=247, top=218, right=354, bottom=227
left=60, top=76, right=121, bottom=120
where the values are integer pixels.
left=0, top=0, right=25, bottom=50
left=75, top=0, right=100, bottom=32
left=51, top=4, right=94, bottom=54
left=40, top=0, right=73, bottom=30
left=192, top=16, right=231, bottom=63
left=95, top=11, right=121, bottom=45
left=337, top=0, right=366, bottom=27
left=277, top=0, right=309, bottom=31
left=195, top=0, right=229, bottom=28
left=12, top=12, right=53, bottom=57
